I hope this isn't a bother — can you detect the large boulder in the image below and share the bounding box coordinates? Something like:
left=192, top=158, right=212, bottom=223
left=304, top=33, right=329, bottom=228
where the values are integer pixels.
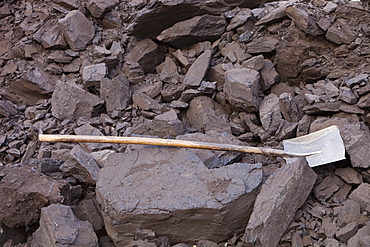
left=96, top=147, right=262, bottom=245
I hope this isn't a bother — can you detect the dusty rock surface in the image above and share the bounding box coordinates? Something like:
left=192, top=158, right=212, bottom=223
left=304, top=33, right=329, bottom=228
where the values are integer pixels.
left=0, top=0, right=370, bottom=246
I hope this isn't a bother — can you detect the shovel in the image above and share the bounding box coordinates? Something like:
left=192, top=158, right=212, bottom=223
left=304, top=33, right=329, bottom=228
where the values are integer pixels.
left=38, top=125, right=345, bottom=167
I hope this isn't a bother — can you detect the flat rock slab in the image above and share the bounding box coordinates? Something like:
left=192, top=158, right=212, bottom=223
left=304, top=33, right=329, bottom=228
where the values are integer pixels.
left=31, top=204, right=99, bottom=247
left=243, top=158, right=317, bottom=247
left=96, top=147, right=262, bottom=245
left=0, top=167, right=70, bottom=228
left=51, top=80, right=104, bottom=121
left=156, top=15, right=226, bottom=47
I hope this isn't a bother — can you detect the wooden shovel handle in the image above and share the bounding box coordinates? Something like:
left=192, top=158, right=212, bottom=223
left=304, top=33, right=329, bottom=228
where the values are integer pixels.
left=38, top=134, right=315, bottom=158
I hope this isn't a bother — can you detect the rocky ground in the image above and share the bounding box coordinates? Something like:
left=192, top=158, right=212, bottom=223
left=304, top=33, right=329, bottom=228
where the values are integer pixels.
left=0, top=0, right=370, bottom=246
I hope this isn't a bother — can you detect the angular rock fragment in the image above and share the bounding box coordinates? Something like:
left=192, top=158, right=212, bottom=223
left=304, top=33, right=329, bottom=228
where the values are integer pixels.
left=125, top=39, right=164, bottom=74
left=61, top=145, right=100, bottom=185
left=128, top=0, right=263, bottom=38
left=334, top=167, right=363, bottom=185
left=243, top=158, right=317, bottom=247
left=73, top=197, right=104, bottom=231
left=246, top=37, right=279, bottom=53
left=31, top=204, right=99, bottom=247
left=0, top=167, right=70, bottom=228
left=177, top=131, right=244, bottom=168
left=285, top=4, right=324, bottom=36
left=259, top=93, right=281, bottom=136
left=74, top=124, right=112, bottom=152
left=347, top=223, right=370, bottom=247
left=326, top=19, right=356, bottom=45
left=221, top=42, right=252, bottom=64
left=313, top=175, right=343, bottom=202
left=58, top=10, right=95, bottom=51
left=150, top=109, right=185, bottom=138
left=51, top=80, right=104, bottom=121
left=184, top=50, right=212, bottom=87
left=159, top=57, right=180, bottom=84
left=260, top=59, right=279, bottom=91
left=337, top=200, right=361, bottom=227
left=97, top=147, right=262, bottom=245
left=101, top=76, right=132, bottom=113
left=335, top=222, right=358, bottom=243
left=224, top=68, right=260, bottom=112
left=33, top=20, right=68, bottom=49
left=157, top=15, right=226, bottom=47
left=0, top=100, right=17, bottom=117
left=349, top=183, right=370, bottom=213
left=87, top=0, right=118, bottom=18
left=82, top=63, right=107, bottom=84
left=133, top=91, right=162, bottom=114
left=187, top=96, right=231, bottom=134
left=255, top=5, right=288, bottom=26
left=226, top=8, right=252, bottom=31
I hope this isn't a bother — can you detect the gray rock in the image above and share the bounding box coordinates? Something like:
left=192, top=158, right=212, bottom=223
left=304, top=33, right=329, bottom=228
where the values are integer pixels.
left=358, top=92, right=370, bottom=108
left=184, top=50, right=212, bottom=87
left=313, top=175, right=343, bottom=202
left=260, top=59, right=279, bottom=91
left=224, top=68, right=260, bottom=112
left=159, top=57, right=181, bottom=84
left=132, top=91, right=162, bottom=114
left=31, top=204, right=99, bottom=247
left=151, top=109, right=185, bottom=138
left=61, top=145, right=100, bottom=185
left=220, top=42, right=252, bottom=64
left=255, top=5, right=288, bottom=26
left=334, top=167, right=363, bottom=185
left=246, top=37, right=279, bottom=53
left=186, top=96, right=231, bottom=134
left=58, top=10, right=95, bottom=51
left=101, top=76, right=132, bottom=113
left=128, top=0, right=262, bottom=39
left=339, top=87, right=358, bottom=104
left=33, top=20, right=68, bottom=49
left=177, top=131, right=244, bottom=168
left=82, top=63, right=107, bottom=84
left=241, top=55, right=265, bottom=70
left=125, top=39, right=164, bottom=74
left=226, top=8, right=252, bottom=31
left=96, top=147, right=262, bottom=245
left=337, top=200, right=361, bottom=227
left=87, top=0, right=118, bottom=18
left=285, top=4, right=324, bottom=36
left=243, top=158, right=317, bottom=247
left=259, top=93, right=281, bottom=136
left=335, top=222, right=358, bottom=243
left=279, top=93, right=300, bottom=123
left=0, top=100, right=17, bottom=117
left=347, top=223, right=370, bottom=247
left=74, top=124, right=112, bottom=152
left=157, top=15, right=226, bottom=47
left=0, top=167, right=70, bottom=228
left=73, top=197, right=104, bottom=231
left=51, top=80, right=104, bottom=121
left=326, top=19, right=356, bottom=45
left=349, top=183, right=370, bottom=213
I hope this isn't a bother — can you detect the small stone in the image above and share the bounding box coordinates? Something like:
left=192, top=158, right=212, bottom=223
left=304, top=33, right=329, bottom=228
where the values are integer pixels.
left=100, top=76, right=132, bottom=113
left=184, top=50, right=212, bottom=87
left=246, top=36, right=279, bottom=53
left=73, top=197, right=104, bottom=231
left=87, top=0, right=118, bottom=18
left=334, top=167, right=363, bottom=184
left=349, top=183, right=370, bottom=213
left=326, top=19, right=356, bottom=45
left=226, top=8, right=252, bottom=31
left=286, top=4, right=324, bottom=36
left=347, top=224, right=370, bottom=247
left=335, top=222, right=358, bottom=243
left=260, top=59, right=279, bottom=90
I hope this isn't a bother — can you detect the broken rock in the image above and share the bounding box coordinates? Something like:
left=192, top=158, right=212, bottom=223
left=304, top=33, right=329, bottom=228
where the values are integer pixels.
left=156, top=15, right=226, bottom=47
left=243, top=158, right=317, bottom=247
left=184, top=50, right=212, bottom=87
left=349, top=183, right=370, bottom=213
left=223, top=68, right=260, bottom=112
left=326, top=19, right=356, bottom=45
left=51, top=80, right=104, bottom=121
left=31, top=204, right=99, bottom=247
left=0, top=167, right=70, bottom=228
left=97, top=147, right=262, bottom=245
left=87, top=0, right=118, bottom=18
left=100, top=76, right=132, bottom=113
left=58, top=10, right=95, bottom=51
left=82, top=63, right=107, bottom=84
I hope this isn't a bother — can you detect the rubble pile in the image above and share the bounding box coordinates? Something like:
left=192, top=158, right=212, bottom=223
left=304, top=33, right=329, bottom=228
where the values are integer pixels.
left=0, top=0, right=370, bottom=246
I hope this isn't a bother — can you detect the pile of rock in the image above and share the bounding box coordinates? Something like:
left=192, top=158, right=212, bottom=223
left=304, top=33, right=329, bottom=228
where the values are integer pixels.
left=0, top=0, right=370, bottom=246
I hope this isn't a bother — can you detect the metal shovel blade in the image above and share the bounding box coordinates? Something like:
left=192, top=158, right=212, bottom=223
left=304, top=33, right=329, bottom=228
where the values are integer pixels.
left=283, top=125, right=345, bottom=167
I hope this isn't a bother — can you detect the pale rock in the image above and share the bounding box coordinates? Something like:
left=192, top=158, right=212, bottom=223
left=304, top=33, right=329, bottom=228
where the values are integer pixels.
left=31, top=204, right=99, bottom=247
left=58, top=10, right=95, bottom=51
left=82, top=63, right=107, bottom=83
left=184, top=50, right=212, bottom=87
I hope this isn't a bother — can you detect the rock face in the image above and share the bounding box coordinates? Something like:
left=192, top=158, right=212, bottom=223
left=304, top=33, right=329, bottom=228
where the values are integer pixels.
left=31, top=204, right=99, bottom=247
left=0, top=167, right=70, bottom=228
left=223, top=68, right=260, bottom=112
left=96, top=147, right=262, bottom=245
left=243, top=158, right=317, bottom=247
left=58, top=10, right=95, bottom=51
left=51, top=80, right=104, bottom=121
left=156, top=15, right=226, bottom=47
